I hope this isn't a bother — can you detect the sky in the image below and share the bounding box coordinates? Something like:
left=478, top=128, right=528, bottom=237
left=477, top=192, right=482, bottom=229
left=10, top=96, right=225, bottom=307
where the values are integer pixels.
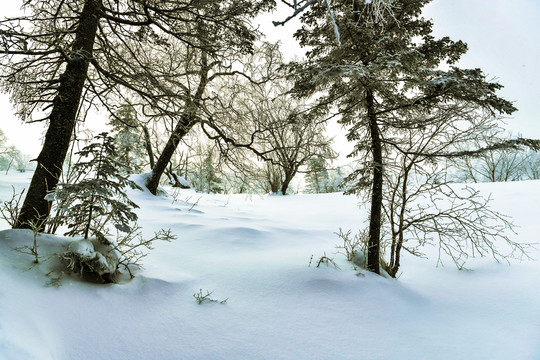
left=423, top=0, right=540, bottom=138
left=1, top=0, right=540, bottom=157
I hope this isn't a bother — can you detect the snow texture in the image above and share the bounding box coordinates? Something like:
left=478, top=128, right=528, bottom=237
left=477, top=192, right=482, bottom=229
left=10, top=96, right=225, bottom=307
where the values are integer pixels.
left=0, top=171, right=539, bottom=359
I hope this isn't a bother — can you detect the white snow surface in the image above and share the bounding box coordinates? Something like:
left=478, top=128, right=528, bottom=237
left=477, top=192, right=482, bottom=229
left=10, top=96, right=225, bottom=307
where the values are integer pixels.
left=1, top=172, right=540, bottom=359
left=67, top=239, right=95, bottom=260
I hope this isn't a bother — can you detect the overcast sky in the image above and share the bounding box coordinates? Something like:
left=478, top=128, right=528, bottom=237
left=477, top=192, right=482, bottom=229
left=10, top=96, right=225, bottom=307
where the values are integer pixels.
left=424, top=0, right=540, bottom=139
left=1, top=0, right=540, bottom=157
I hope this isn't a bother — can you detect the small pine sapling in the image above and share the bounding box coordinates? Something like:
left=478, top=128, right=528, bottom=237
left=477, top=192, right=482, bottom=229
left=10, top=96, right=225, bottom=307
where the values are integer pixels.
left=49, top=132, right=142, bottom=239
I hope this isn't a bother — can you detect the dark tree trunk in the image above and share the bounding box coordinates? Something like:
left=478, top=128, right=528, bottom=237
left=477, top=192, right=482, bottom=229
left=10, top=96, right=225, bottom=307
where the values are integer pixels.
left=280, top=168, right=296, bottom=195
left=146, top=113, right=198, bottom=195
left=14, top=0, right=101, bottom=230
left=280, top=177, right=291, bottom=195
left=142, top=125, right=155, bottom=169
left=366, top=89, right=382, bottom=274
left=146, top=52, right=209, bottom=195
left=269, top=178, right=280, bottom=193
left=267, top=165, right=282, bottom=193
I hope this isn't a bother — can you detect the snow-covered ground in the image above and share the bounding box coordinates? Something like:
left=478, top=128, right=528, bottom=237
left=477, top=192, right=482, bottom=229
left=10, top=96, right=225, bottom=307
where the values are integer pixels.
left=0, top=171, right=539, bottom=360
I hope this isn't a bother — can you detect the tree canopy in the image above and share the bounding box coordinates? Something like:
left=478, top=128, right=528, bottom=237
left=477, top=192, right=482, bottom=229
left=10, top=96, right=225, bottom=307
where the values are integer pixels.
left=290, top=0, right=517, bottom=273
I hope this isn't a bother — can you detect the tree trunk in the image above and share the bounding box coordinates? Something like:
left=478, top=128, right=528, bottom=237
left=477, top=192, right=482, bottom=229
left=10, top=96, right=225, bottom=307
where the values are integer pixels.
left=280, top=177, right=291, bottom=195
left=142, top=125, right=155, bottom=169
left=146, top=113, right=198, bottom=195
left=366, top=89, right=382, bottom=274
left=350, top=3, right=382, bottom=274
left=14, top=0, right=101, bottom=230
left=146, top=51, right=209, bottom=195
left=280, top=168, right=296, bottom=195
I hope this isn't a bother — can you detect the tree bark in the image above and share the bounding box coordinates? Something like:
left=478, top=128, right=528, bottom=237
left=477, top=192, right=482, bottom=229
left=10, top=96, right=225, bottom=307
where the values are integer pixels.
left=146, top=112, right=198, bottom=195
left=146, top=51, right=209, bottom=195
left=280, top=174, right=292, bottom=195
left=142, top=125, right=155, bottom=169
left=14, top=0, right=101, bottom=230
left=280, top=167, right=297, bottom=195
left=366, top=89, right=382, bottom=274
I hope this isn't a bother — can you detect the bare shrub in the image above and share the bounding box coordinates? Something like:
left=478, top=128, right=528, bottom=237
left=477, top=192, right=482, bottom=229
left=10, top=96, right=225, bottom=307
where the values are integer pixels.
left=311, top=252, right=340, bottom=269
left=0, top=186, right=24, bottom=227
left=115, top=228, right=176, bottom=279
left=335, top=228, right=367, bottom=262
left=60, top=227, right=176, bottom=283
left=193, top=289, right=228, bottom=305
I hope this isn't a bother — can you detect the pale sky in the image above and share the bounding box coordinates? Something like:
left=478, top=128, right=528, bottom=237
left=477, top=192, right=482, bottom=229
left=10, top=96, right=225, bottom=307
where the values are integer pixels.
left=1, top=0, right=540, bottom=157
left=424, top=0, right=540, bottom=139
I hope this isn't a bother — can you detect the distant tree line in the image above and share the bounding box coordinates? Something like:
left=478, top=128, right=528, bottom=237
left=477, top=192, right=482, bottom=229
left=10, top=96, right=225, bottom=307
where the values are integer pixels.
left=0, top=129, right=31, bottom=173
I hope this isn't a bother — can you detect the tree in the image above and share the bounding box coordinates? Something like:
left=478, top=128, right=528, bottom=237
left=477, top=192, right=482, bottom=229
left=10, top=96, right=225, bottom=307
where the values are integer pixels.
left=48, top=133, right=140, bottom=239
left=200, top=150, right=223, bottom=194
left=379, top=108, right=527, bottom=277
left=200, top=43, right=335, bottom=195
left=272, top=0, right=395, bottom=45
left=291, top=0, right=517, bottom=273
left=2, top=0, right=100, bottom=229
left=0, top=129, right=24, bottom=172
left=305, top=155, right=330, bottom=193
left=450, top=132, right=537, bottom=183
left=143, top=5, right=274, bottom=195
left=188, top=145, right=224, bottom=194
left=108, top=102, right=147, bottom=174
left=1, top=0, right=273, bottom=229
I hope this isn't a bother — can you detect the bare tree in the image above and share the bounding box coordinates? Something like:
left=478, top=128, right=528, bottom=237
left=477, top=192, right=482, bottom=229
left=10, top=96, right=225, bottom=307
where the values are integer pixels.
left=201, top=43, right=335, bottom=195
left=451, top=132, right=536, bottom=183
left=380, top=108, right=529, bottom=277
left=0, top=0, right=272, bottom=228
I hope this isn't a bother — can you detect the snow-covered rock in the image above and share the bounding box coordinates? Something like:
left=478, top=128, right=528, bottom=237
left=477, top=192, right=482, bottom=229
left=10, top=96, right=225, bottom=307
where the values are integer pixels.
left=62, top=237, right=121, bottom=282
left=67, top=239, right=95, bottom=261
left=176, top=175, right=190, bottom=189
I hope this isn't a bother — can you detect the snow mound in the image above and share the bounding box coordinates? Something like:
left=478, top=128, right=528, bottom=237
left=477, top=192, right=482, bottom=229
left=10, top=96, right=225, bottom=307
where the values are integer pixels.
left=62, top=237, right=120, bottom=283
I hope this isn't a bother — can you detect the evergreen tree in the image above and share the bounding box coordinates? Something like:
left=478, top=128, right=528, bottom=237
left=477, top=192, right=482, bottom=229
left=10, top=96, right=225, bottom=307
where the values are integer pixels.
left=108, top=103, right=146, bottom=174
left=0, top=129, right=18, bottom=171
left=49, top=133, right=141, bottom=239
left=292, top=0, right=516, bottom=273
left=327, top=167, right=344, bottom=193
left=202, top=151, right=223, bottom=194
left=305, top=155, right=330, bottom=193
left=188, top=148, right=223, bottom=194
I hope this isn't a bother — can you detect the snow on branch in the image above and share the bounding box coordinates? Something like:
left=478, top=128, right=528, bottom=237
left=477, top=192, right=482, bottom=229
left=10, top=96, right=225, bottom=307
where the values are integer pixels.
left=272, top=0, right=318, bottom=27
left=273, top=0, right=340, bottom=45
left=273, top=0, right=395, bottom=45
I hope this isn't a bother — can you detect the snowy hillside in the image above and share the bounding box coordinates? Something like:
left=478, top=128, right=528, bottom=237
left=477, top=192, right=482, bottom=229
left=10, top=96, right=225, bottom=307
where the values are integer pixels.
left=0, top=172, right=539, bottom=360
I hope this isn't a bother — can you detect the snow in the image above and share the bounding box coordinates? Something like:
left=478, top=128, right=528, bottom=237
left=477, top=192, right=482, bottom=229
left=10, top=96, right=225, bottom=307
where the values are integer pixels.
left=177, top=175, right=190, bottom=188
left=1, top=172, right=540, bottom=359
left=67, top=239, right=95, bottom=260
